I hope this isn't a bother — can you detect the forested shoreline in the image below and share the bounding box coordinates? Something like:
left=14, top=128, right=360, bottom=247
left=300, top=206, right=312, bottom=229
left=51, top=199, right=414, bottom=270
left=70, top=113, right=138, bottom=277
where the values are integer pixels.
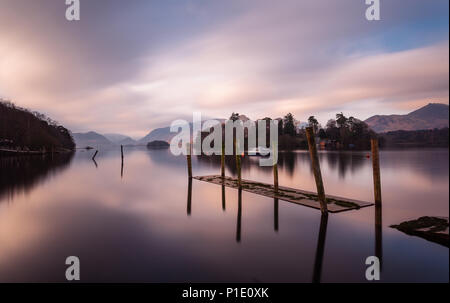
left=0, top=100, right=75, bottom=153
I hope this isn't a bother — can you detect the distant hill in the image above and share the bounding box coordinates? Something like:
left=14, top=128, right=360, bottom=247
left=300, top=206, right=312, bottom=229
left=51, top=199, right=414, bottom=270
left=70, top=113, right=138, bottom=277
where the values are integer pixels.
left=0, top=100, right=74, bottom=151
left=365, top=103, right=449, bottom=133
left=139, top=119, right=226, bottom=144
left=104, top=133, right=137, bottom=146
left=379, top=128, right=449, bottom=148
left=72, top=131, right=113, bottom=148
left=103, top=133, right=129, bottom=143
left=118, top=137, right=137, bottom=146
left=139, top=126, right=177, bottom=144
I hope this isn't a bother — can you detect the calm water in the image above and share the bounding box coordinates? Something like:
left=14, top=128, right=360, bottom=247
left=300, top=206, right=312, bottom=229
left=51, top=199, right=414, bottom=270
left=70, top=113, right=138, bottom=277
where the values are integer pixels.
left=0, top=148, right=448, bottom=282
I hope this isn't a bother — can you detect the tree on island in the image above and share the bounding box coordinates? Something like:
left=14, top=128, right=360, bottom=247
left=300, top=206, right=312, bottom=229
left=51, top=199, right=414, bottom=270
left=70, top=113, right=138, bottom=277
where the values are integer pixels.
left=230, top=112, right=240, bottom=121
left=308, top=116, right=319, bottom=134
left=283, top=113, right=296, bottom=136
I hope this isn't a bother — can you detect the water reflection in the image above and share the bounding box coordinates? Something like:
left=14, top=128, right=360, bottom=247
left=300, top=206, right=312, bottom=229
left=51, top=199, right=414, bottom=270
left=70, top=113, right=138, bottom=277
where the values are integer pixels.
left=222, top=185, right=226, bottom=211
left=196, top=151, right=369, bottom=180
left=0, top=153, right=74, bottom=202
left=187, top=178, right=192, bottom=216
left=375, top=204, right=383, bottom=270
left=312, top=213, right=328, bottom=283
left=0, top=148, right=447, bottom=282
left=274, top=198, right=279, bottom=232
left=236, top=189, right=242, bottom=243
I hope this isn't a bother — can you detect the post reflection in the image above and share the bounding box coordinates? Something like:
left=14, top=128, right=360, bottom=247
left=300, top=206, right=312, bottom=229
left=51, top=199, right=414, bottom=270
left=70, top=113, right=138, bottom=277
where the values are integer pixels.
left=375, top=204, right=383, bottom=271
left=222, top=185, right=226, bottom=211
left=312, top=213, right=328, bottom=283
left=183, top=179, right=335, bottom=282
left=274, top=198, right=279, bottom=232
left=236, top=189, right=242, bottom=243
left=187, top=178, right=192, bottom=216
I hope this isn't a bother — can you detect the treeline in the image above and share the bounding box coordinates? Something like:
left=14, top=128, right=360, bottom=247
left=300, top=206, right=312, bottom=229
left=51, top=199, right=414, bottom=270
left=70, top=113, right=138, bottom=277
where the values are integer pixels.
left=200, top=112, right=376, bottom=151
left=0, top=100, right=75, bottom=151
left=279, top=112, right=376, bottom=150
left=379, top=128, right=449, bottom=148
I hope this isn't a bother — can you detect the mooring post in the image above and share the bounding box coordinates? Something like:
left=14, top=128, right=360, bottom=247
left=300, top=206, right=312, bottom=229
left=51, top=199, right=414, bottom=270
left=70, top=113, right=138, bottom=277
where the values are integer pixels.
left=221, top=138, right=225, bottom=178
left=371, top=138, right=382, bottom=206
left=121, top=145, right=124, bottom=160
left=92, top=150, right=98, bottom=161
left=306, top=127, right=328, bottom=214
left=187, top=143, right=193, bottom=178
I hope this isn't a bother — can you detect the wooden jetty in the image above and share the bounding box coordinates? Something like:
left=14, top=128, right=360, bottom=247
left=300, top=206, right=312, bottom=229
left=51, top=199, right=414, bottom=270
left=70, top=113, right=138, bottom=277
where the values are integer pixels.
left=187, top=127, right=381, bottom=214
left=194, top=175, right=373, bottom=213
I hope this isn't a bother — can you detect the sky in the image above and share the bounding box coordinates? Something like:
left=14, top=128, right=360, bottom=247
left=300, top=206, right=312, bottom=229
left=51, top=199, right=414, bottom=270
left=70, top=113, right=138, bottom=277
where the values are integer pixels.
left=0, top=0, right=448, bottom=138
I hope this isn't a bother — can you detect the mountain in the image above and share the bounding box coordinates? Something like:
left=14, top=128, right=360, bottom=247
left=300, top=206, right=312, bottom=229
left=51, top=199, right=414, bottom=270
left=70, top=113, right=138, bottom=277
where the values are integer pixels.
left=365, top=103, right=449, bottom=133
left=103, top=133, right=129, bottom=143
left=139, top=119, right=226, bottom=144
left=138, top=126, right=177, bottom=144
left=72, top=131, right=113, bottom=148
left=118, top=137, right=137, bottom=146
left=104, top=133, right=137, bottom=146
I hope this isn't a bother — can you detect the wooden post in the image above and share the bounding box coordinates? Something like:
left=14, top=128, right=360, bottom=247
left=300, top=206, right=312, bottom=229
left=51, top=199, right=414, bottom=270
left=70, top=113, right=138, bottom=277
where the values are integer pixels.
left=221, top=138, right=225, bottom=178
left=306, top=127, right=328, bottom=214
left=121, top=145, right=124, bottom=160
left=92, top=150, right=98, bottom=161
left=371, top=138, right=382, bottom=206
left=186, top=143, right=193, bottom=178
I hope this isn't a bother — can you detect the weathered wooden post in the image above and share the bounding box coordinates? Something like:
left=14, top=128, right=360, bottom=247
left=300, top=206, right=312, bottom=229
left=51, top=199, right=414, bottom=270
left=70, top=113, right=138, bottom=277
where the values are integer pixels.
left=306, top=127, right=328, bottom=214
left=186, top=143, right=193, bottom=179
left=371, top=138, right=382, bottom=206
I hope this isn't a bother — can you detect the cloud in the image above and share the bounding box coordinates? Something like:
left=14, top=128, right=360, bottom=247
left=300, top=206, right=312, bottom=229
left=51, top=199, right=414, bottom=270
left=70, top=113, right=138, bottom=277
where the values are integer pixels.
left=0, top=0, right=448, bottom=137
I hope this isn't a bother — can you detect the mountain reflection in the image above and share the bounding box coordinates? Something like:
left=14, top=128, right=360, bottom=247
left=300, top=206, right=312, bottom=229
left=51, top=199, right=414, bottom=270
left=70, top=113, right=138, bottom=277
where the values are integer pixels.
left=0, top=153, right=74, bottom=202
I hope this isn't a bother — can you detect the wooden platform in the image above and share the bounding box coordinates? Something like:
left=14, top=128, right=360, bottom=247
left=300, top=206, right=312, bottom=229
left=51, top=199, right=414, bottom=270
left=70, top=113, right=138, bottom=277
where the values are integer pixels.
left=194, top=175, right=374, bottom=213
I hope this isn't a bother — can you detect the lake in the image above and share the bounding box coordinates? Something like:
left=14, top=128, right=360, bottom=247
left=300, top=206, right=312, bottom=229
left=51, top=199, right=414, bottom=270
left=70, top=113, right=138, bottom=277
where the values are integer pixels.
left=0, top=148, right=448, bottom=282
